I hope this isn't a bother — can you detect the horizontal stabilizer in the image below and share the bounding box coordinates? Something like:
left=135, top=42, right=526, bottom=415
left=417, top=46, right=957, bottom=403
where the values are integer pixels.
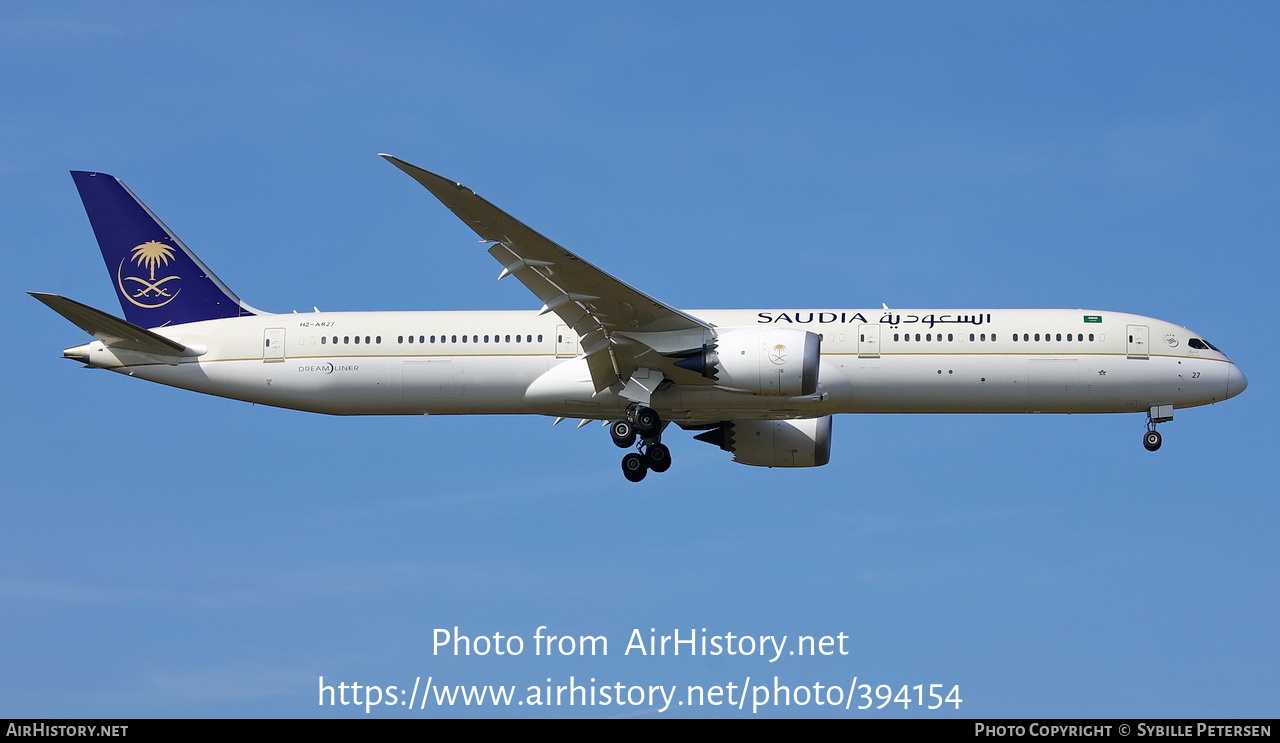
left=30, top=292, right=201, bottom=357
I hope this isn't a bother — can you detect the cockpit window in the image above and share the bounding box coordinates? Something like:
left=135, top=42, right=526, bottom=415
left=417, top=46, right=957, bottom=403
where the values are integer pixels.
left=1189, top=338, right=1221, bottom=352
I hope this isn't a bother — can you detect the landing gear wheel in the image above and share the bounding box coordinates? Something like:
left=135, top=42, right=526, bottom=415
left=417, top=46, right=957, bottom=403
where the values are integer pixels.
left=634, top=407, right=662, bottom=437
left=610, top=420, right=637, bottom=448
left=1143, top=430, right=1162, bottom=452
left=645, top=443, right=672, bottom=473
left=621, top=452, right=648, bottom=482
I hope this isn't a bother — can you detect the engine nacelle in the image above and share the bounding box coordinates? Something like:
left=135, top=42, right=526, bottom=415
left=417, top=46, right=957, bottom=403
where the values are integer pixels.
left=674, top=327, right=820, bottom=397
left=693, top=416, right=833, bottom=467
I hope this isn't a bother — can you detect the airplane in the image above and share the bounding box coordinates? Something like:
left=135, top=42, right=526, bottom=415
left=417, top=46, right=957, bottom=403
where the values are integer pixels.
left=32, top=155, right=1248, bottom=482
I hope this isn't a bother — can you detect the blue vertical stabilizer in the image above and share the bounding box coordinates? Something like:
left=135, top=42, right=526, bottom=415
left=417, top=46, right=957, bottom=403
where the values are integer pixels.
left=71, top=171, right=260, bottom=327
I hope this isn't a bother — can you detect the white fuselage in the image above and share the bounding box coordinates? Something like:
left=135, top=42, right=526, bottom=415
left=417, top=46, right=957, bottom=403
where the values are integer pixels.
left=71, top=307, right=1245, bottom=422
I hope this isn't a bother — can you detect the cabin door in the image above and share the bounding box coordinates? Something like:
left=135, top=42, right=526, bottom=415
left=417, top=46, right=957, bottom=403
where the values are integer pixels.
left=1126, top=325, right=1149, bottom=358
left=858, top=324, right=880, bottom=358
left=555, top=324, right=579, bottom=357
left=263, top=328, right=286, bottom=362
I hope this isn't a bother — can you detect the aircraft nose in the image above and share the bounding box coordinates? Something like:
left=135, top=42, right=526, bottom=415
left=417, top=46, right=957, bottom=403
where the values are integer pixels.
left=1226, top=363, right=1248, bottom=399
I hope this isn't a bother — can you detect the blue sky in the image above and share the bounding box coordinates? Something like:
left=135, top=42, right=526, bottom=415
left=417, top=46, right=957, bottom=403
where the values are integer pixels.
left=3, top=2, right=1277, bottom=718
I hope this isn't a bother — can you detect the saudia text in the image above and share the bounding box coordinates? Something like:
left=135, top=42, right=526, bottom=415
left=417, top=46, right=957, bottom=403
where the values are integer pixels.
left=758, top=311, right=993, bottom=328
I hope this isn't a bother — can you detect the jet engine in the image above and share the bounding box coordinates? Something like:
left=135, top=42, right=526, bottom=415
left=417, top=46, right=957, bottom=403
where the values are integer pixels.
left=692, top=416, right=833, bottom=467
left=674, top=327, right=821, bottom=396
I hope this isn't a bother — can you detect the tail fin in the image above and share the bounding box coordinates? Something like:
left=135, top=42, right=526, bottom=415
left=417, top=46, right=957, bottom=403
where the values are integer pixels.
left=71, top=171, right=262, bottom=327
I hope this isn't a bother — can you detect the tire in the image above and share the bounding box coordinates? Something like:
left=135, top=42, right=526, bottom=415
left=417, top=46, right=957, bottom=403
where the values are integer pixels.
left=610, top=419, right=636, bottom=448
left=1143, top=430, right=1162, bottom=452
left=645, top=443, right=672, bottom=473
left=635, top=407, right=661, bottom=437
left=622, top=452, right=648, bottom=482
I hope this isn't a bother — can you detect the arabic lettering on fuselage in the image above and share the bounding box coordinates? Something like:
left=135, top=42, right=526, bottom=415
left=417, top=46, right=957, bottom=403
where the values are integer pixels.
left=756, top=311, right=993, bottom=328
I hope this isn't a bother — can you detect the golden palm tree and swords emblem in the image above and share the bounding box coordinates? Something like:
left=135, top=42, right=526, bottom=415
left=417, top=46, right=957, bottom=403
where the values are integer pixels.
left=768, top=343, right=788, bottom=365
left=116, top=240, right=182, bottom=308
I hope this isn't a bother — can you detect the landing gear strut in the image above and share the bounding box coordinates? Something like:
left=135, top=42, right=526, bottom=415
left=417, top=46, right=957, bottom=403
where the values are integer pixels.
left=1143, top=405, right=1173, bottom=452
left=613, top=406, right=670, bottom=482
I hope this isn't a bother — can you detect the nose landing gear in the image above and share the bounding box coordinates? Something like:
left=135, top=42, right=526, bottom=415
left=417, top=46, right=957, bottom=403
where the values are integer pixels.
left=613, top=406, right=670, bottom=482
left=1143, top=405, right=1174, bottom=452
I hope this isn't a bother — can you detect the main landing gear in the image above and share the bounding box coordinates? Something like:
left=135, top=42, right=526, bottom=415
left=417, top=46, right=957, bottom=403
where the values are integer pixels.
left=611, top=405, right=669, bottom=482
left=1143, top=405, right=1174, bottom=452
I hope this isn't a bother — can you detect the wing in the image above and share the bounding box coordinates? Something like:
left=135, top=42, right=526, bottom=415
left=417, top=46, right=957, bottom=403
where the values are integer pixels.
left=382, top=155, right=714, bottom=394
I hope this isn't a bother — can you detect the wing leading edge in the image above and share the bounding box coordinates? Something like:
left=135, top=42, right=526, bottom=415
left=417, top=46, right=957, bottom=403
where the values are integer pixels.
left=381, top=155, right=714, bottom=394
